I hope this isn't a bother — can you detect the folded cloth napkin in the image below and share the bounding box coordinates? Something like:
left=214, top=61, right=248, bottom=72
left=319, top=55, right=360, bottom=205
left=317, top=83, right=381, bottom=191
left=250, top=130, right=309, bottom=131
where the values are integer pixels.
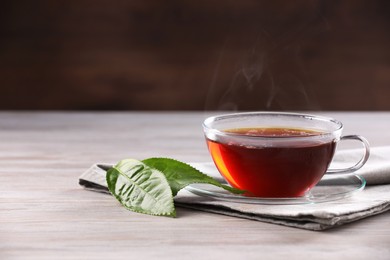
left=79, top=146, right=390, bottom=231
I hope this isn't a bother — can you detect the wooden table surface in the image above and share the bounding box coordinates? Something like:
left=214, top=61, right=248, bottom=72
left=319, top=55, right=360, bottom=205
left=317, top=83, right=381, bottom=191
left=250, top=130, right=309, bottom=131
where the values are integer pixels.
left=2, top=111, right=390, bottom=259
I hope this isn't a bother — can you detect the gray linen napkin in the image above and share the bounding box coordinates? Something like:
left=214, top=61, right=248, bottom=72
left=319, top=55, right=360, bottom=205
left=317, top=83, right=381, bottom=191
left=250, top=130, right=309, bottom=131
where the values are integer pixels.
left=79, top=146, right=390, bottom=231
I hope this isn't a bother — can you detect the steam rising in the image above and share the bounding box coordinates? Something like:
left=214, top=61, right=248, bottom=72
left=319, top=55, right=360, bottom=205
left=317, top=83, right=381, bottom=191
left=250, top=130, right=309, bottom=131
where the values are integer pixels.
left=205, top=32, right=321, bottom=112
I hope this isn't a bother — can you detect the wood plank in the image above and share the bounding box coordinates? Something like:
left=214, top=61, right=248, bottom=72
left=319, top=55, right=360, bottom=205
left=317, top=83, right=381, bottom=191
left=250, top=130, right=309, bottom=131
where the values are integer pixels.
left=1, top=112, right=390, bottom=259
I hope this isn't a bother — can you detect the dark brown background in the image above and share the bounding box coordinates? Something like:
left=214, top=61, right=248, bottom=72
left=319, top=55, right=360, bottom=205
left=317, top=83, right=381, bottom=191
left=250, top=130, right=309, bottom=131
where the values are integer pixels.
left=1, top=0, right=389, bottom=111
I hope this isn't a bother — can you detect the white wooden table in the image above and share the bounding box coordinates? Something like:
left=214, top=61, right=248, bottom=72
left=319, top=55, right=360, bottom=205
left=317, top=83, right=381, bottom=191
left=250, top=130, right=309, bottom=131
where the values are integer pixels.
left=1, top=112, right=390, bottom=259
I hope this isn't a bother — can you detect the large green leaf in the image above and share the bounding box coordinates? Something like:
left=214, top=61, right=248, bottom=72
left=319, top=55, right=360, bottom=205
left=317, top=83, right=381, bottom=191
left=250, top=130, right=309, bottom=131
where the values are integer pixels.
left=142, top=158, right=244, bottom=196
left=106, top=159, right=175, bottom=217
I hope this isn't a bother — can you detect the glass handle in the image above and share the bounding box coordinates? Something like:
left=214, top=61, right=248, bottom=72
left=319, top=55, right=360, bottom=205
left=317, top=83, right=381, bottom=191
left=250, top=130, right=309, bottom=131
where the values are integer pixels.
left=327, top=135, right=370, bottom=174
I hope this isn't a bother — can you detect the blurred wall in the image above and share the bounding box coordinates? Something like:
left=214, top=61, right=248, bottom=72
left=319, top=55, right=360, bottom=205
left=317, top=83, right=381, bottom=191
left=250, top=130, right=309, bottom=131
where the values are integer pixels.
left=0, top=0, right=389, bottom=110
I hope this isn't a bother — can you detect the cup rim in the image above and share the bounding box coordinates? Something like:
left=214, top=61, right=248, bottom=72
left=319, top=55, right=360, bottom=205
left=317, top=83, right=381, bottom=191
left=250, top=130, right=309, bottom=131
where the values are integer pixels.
left=203, top=111, right=343, bottom=140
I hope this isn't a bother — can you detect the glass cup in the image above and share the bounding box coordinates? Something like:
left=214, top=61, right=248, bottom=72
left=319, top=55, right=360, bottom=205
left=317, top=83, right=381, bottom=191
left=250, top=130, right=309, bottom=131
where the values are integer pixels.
left=203, top=112, right=370, bottom=198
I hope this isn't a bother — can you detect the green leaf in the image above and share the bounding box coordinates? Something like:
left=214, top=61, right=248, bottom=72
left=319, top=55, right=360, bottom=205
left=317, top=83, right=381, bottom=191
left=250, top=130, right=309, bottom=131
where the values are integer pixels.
left=142, top=158, right=244, bottom=196
left=106, top=159, right=176, bottom=217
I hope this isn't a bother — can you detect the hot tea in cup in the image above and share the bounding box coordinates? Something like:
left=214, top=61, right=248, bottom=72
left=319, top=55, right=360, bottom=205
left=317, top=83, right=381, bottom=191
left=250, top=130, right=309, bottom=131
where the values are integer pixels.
left=203, top=112, right=370, bottom=198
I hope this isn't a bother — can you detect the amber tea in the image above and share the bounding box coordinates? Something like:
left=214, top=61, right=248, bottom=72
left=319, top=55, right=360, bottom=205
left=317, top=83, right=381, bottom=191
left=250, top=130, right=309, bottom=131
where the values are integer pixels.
left=206, top=127, right=337, bottom=197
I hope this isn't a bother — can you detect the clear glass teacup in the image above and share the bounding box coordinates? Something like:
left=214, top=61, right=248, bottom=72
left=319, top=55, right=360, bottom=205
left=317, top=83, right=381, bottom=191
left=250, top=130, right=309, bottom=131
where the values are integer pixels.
left=203, top=112, right=370, bottom=197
